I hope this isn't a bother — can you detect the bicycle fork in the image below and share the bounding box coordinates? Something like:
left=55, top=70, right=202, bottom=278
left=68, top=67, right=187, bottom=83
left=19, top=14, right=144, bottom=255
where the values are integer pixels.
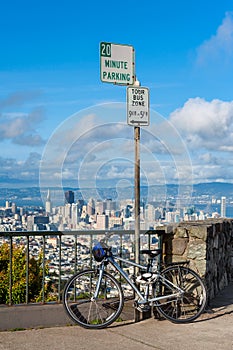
left=91, top=264, right=105, bottom=301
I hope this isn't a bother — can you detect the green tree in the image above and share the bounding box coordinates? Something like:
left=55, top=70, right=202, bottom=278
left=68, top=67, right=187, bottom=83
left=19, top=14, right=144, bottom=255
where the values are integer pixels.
left=0, top=243, right=53, bottom=304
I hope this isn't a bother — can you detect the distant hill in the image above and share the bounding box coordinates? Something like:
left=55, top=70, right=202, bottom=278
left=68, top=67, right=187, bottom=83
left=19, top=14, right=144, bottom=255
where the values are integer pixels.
left=1, top=182, right=233, bottom=207
left=193, top=182, right=233, bottom=197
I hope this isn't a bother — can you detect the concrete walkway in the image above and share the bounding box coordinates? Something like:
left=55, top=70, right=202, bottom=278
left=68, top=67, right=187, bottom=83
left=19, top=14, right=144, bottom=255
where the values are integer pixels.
left=0, top=283, right=232, bottom=350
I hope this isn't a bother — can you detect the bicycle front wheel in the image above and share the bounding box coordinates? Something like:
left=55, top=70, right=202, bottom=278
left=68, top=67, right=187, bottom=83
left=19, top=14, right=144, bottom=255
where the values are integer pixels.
left=63, top=269, right=124, bottom=329
left=154, top=265, right=207, bottom=323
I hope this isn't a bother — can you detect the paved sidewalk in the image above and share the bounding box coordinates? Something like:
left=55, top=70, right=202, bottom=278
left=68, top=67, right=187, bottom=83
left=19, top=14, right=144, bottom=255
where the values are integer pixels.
left=0, top=283, right=232, bottom=350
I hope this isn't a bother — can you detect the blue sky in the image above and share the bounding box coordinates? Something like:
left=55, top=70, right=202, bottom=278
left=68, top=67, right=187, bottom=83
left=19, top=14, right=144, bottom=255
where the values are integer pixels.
left=1, top=0, right=233, bottom=196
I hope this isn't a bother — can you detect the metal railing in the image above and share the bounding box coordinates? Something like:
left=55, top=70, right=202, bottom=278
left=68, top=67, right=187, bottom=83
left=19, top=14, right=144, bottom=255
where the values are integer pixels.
left=0, top=229, right=164, bottom=306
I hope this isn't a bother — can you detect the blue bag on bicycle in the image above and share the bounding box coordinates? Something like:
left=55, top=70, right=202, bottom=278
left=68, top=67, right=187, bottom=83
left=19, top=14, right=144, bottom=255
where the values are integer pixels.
left=92, top=242, right=107, bottom=262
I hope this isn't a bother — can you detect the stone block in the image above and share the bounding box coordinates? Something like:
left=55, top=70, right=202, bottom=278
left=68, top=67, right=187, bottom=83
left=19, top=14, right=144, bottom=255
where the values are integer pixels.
left=172, top=238, right=188, bottom=255
left=192, top=259, right=207, bottom=277
left=187, top=240, right=206, bottom=260
left=188, top=225, right=208, bottom=241
left=174, top=227, right=189, bottom=238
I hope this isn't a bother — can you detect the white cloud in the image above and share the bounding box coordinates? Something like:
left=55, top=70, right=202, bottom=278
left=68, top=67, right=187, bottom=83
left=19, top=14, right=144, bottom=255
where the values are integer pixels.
left=191, top=163, right=233, bottom=183
left=169, top=97, right=233, bottom=151
left=0, top=91, right=45, bottom=146
left=196, top=12, right=233, bottom=65
left=169, top=96, right=233, bottom=182
left=0, top=152, right=41, bottom=183
left=0, top=109, right=45, bottom=146
left=198, top=153, right=219, bottom=165
left=102, top=165, right=133, bottom=180
left=0, top=91, right=42, bottom=109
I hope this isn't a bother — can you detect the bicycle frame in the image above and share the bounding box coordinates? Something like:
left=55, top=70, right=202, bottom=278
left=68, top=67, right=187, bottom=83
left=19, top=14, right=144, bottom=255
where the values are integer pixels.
left=96, top=253, right=184, bottom=305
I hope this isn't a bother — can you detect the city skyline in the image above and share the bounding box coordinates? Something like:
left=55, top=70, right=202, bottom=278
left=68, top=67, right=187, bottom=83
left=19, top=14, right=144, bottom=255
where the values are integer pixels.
left=1, top=1, right=233, bottom=190
left=2, top=181, right=233, bottom=208
left=1, top=184, right=233, bottom=234
left=0, top=189, right=232, bottom=235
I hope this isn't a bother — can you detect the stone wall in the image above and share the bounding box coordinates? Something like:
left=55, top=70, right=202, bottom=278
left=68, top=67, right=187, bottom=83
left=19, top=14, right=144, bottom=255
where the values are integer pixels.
left=162, top=219, right=233, bottom=300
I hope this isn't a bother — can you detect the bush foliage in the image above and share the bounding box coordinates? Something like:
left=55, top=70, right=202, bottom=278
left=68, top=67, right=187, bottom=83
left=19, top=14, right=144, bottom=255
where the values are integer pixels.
left=0, top=243, right=53, bottom=304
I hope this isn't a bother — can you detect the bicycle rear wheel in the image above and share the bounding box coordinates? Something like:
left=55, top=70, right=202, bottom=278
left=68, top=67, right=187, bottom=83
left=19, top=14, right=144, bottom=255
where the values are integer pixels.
left=63, top=269, right=124, bottom=329
left=154, top=265, right=207, bottom=323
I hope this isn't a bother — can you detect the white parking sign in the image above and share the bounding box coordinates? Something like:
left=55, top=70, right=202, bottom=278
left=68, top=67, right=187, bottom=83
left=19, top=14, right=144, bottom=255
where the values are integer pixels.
left=100, top=42, right=135, bottom=85
left=127, top=87, right=149, bottom=126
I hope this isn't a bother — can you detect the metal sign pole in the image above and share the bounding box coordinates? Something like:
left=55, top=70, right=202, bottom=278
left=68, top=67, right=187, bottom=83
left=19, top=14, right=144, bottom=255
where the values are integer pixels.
left=134, top=124, right=141, bottom=322
left=134, top=125, right=140, bottom=267
left=132, top=78, right=141, bottom=322
left=131, top=78, right=142, bottom=267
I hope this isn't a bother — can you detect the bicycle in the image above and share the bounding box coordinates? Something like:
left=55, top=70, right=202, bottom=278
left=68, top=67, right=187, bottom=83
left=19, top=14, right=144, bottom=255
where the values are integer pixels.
left=63, top=234, right=207, bottom=329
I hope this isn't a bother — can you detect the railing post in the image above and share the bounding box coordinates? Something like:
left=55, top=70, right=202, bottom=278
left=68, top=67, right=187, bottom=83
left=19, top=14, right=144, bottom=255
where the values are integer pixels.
left=58, top=233, right=62, bottom=303
left=159, top=233, right=163, bottom=272
left=74, top=234, right=77, bottom=274
left=42, top=235, right=46, bottom=303
left=90, top=233, right=93, bottom=269
left=26, top=236, right=29, bottom=304
left=9, top=236, right=13, bottom=306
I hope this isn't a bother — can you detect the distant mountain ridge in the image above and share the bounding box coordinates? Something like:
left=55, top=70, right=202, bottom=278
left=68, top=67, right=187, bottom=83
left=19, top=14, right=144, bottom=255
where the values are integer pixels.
left=193, top=182, right=233, bottom=197
left=1, top=182, right=233, bottom=207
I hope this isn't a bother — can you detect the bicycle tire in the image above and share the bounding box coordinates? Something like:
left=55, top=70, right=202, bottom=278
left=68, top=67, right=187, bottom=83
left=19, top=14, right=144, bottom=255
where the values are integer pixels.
left=63, top=269, right=124, bottom=329
left=154, top=265, right=207, bottom=323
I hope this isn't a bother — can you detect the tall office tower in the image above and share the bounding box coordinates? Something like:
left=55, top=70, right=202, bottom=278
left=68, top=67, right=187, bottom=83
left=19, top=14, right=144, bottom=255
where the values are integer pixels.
left=65, top=190, right=75, bottom=204
left=71, top=203, right=79, bottom=228
left=87, top=198, right=95, bottom=216
left=65, top=203, right=71, bottom=219
left=77, top=199, right=84, bottom=216
left=145, top=204, right=155, bottom=222
left=27, top=215, right=49, bottom=231
left=221, top=196, right=226, bottom=217
left=5, top=201, right=11, bottom=209
left=95, top=200, right=105, bottom=215
left=96, top=214, right=109, bottom=229
left=11, top=202, right=17, bottom=214
left=45, top=189, right=52, bottom=214
left=105, top=198, right=116, bottom=211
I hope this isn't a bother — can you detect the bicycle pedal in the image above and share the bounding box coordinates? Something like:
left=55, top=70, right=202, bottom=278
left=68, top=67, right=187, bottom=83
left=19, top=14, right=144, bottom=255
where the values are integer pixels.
left=136, top=305, right=151, bottom=313
left=134, top=301, right=151, bottom=312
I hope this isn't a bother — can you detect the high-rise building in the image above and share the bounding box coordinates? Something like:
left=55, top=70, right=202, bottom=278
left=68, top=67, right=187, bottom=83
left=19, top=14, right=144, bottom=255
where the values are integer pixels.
left=71, top=203, right=79, bottom=228
left=95, top=200, right=105, bottom=215
left=65, top=203, right=71, bottom=219
left=105, top=198, right=116, bottom=211
left=96, top=214, right=109, bottom=229
left=77, top=199, right=84, bottom=216
left=11, top=203, right=17, bottom=214
left=5, top=201, right=11, bottom=209
left=45, top=189, right=52, bottom=214
left=65, top=190, right=74, bottom=204
left=87, top=198, right=95, bottom=216
left=145, top=204, right=155, bottom=222
left=221, top=196, right=226, bottom=217
left=27, top=216, right=49, bottom=231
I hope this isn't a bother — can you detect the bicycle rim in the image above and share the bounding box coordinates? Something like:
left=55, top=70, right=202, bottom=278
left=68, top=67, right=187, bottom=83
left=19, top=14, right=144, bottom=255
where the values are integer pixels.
left=63, top=269, right=124, bottom=329
left=154, top=266, right=207, bottom=323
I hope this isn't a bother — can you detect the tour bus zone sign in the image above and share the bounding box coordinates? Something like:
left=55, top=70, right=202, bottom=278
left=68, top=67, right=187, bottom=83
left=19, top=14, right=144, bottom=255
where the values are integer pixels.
left=127, top=86, right=150, bottom=126
left=100, top=42, right=135, bottom=85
